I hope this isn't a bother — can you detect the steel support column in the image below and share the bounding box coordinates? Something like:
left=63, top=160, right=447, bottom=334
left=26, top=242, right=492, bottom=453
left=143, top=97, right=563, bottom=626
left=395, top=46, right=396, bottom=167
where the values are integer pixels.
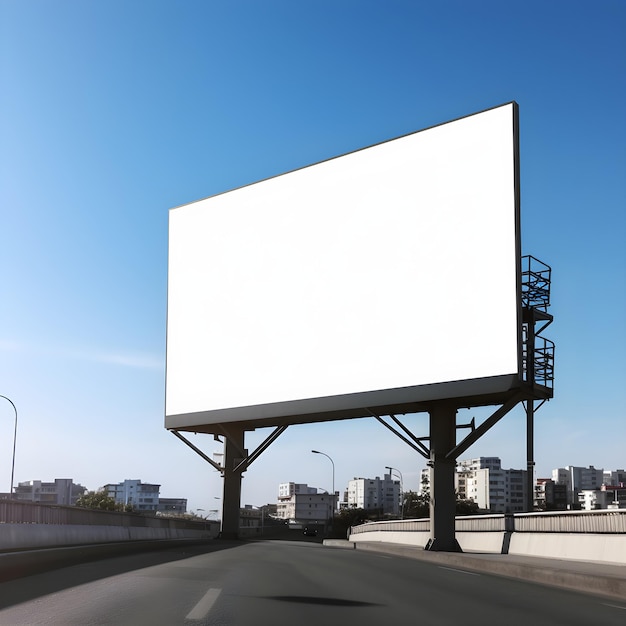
left=221, top=425, right=245, bottom=539
left=526, top=399, right=535, bottom=511
left=427, top=404, right=462, bottom=552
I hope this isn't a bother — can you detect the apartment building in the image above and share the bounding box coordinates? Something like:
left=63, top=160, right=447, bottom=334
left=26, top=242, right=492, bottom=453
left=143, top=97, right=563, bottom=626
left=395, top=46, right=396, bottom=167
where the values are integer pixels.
left=577, top=469, right=626, bottom=511
left=277, top=482, right=335, bottom=522
left=346, top=474, right=400, bottom=516
left=13, top=479, right=86, bottom=505
left=422, top=457, right=528, bottom=514
left=455, top=457, right=502, bottom=500
left=552, top=465, right=605, bottom=507
left=603, top=469, right=626, bottom=485
left=534, top=478, right=568, bottom=510
left=105, top=479, right=160, bottom=512
left=157, top=498, right=188, bottom=515
left=464, top=467, right=528, bottom=513
left=578, top=486, right=626, bottom=511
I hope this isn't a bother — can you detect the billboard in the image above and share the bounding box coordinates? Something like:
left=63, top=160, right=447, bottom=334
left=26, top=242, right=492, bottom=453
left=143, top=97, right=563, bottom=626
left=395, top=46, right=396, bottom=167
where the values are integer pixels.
left=166, top=102, right=521, bottom=431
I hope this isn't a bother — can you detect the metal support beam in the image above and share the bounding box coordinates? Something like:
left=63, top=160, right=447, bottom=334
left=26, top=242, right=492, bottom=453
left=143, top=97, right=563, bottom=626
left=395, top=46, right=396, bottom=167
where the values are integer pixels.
left=389, top=414, right=431, bottom=457
left=234, top=425, right=288, bottom=473
left=169, top=430, right=223, bottom=472
left=368, top=409, right=429, bottom=459
left=445, top=392, right=525, bottom=461
left=171, top=423, right=289, bottom=539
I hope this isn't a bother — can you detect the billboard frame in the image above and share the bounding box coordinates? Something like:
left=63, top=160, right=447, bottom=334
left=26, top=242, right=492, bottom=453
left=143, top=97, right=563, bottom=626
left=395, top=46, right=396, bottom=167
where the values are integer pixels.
left=165, top=102, right=556, bottom=549
left=165, top=101, right=525, bottom=436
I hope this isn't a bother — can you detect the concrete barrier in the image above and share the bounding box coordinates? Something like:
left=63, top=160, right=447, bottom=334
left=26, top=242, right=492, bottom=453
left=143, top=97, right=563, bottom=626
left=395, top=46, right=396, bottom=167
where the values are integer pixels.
left=456, top=531, right=509, bottom=553
left=351, top=530, right=429, bottom=547
left=349, top=528, right=626, bottom=564
left=0, top=524, right=217, bottom=551
left=508, top=532, right=626, bottom=565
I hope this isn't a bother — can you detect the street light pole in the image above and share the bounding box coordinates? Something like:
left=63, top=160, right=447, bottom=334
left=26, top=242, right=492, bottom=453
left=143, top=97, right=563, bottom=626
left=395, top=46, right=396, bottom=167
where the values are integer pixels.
left=0, top=395, right=18, bottom=496
left=386, top=465, right=404, bottom=519
left=312, top=450, right=335, bottom=521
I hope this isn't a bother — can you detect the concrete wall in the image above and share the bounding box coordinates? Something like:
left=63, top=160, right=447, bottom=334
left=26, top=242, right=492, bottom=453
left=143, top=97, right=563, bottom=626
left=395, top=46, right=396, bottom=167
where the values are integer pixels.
left=1, top=523, right=218, bottom=551
left=350, top=529, right=626, bottom=564
left=351, top=530, right=505, bottom=553
left=508, top=532, right=626, bottom=565
left=351, top=530, right=430, bottom=547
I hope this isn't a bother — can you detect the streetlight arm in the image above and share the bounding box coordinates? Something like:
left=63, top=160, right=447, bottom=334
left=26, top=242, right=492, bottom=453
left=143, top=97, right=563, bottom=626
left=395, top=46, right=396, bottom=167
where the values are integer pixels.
left=312, top=450, right=335, bottom=517
left=385, top=465, right=404, bottom=519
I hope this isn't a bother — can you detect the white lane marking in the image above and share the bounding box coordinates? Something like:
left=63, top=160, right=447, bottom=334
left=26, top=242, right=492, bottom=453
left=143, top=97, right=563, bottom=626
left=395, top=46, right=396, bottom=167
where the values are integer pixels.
left=438, top=566, right=479, bottom=576
left=186, top=587, right=222, bottom=620
left=602, top=603, right=626, bottom=610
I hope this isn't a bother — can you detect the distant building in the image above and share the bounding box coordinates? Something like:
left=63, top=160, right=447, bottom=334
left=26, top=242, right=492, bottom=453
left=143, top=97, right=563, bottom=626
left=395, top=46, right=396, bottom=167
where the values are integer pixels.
left=603, top=469, right=626, bottom=486
left=157, top=498, right=187, bottom=515
left=465, top=466, right=527, bottom=514
left=552, top=465, right=605, bottom=508
left=277, top=482, right=336, bottom=523
left=455, top=457, right=502, bottom=501
left=240, top=504, right=260, bottom=528
left=105, top=479, right=160, bottom=512
left=423, top=457, right=528, bottom=514
left=534, top=478, right=568, bottom=510
left=578, top=486, right=626, bottom=511
left=278, top=482, right=317, bottom=499
left=239, top=504, right=278, bottom=529
left=577, top=468, right=626, bottom=511
left=13, top=479, right=86, bottom=505
left=346, top=474, right=400, bottom=516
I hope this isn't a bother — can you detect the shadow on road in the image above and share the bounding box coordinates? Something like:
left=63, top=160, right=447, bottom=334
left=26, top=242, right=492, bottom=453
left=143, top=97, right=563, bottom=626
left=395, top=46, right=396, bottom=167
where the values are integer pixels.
left=0, top=540, right=241, bottom=610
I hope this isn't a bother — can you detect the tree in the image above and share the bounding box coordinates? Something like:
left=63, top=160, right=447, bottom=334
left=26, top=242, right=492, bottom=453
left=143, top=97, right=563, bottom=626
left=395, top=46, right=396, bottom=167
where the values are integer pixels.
left=401, top=473, right=481, bottom=518
left=455, top=497, right=479, bottom=516
left=75, top=489, right=119, bottom=511
left=402, top=490, right=429, bottom=519
left=330, top=508, right=369, bottom=538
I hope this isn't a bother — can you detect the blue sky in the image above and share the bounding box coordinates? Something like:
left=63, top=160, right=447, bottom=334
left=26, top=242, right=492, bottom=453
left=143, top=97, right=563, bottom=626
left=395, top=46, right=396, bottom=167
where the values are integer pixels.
left=1, top=1, right=624, bottom=514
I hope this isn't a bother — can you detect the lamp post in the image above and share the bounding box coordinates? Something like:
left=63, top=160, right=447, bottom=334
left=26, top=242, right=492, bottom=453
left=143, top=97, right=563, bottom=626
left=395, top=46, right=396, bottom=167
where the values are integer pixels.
left=386, top=465, right=404, bottom=519
left=312, top=450, right=335, bottom=521
left=0, top=395, right=17, bottom=496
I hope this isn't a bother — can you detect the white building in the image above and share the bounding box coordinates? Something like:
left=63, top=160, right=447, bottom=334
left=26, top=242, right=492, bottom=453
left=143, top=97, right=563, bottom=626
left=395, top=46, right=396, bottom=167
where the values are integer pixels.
left=277, top=483, right=335, bottom=523
left=578, top=486, right=626, bottom=511
left=576, top=469, right=626, bottom=511
left=455, top=457, right=502, bottom=501
left=13, top=479, right=86, bottom=505
left=278, top=482, right=317, bottom=499
left=105, top=479, right=160, bottom=512
left=346, top=475, right=400, bottom=516
left=423, top=457, right=527, bottom=514
left=552, top=465, right=605, bottom=507
left=465, top=467, right=526, bottom=513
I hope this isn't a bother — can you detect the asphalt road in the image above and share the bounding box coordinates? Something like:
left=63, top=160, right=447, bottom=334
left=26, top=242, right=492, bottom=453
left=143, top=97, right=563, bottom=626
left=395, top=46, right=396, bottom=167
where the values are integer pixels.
left=0, top=540, right=624, bottom=625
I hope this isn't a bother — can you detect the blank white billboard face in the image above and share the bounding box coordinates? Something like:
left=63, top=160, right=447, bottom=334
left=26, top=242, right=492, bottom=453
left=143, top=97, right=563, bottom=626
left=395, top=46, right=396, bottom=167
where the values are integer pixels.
left=166, top=103, right=520, bottom=427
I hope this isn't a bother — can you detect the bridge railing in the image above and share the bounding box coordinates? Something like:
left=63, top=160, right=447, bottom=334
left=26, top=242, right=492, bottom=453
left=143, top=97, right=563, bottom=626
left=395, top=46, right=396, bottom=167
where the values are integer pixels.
left=512, top=509, right=626, bottom=533
left=349, top=509, right=626, bottom=535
